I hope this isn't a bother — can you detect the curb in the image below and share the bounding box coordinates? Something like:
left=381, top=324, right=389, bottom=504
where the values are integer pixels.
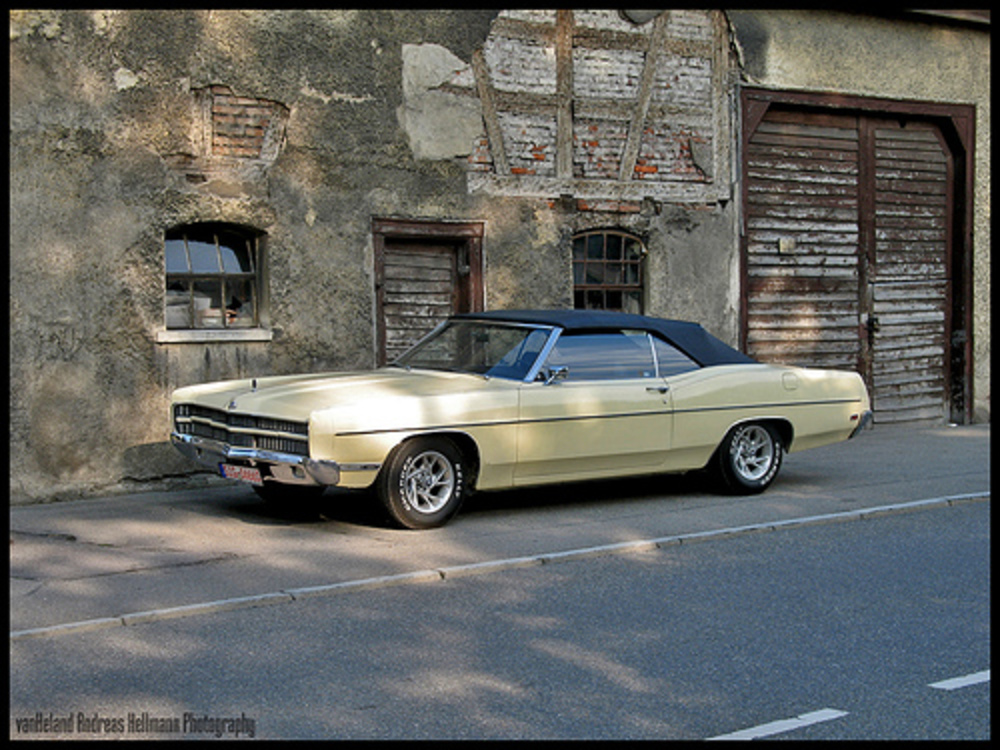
left=10, top=492, right=988, bottom=642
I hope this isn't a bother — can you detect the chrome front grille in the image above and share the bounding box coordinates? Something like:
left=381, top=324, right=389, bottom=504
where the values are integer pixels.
left=174, top=404, right=310, bottom=457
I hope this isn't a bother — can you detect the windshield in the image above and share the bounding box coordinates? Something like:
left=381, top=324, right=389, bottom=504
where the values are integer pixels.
left=393, top=320, right=552, bottom=381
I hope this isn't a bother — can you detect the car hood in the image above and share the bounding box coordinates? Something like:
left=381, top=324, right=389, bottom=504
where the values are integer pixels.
left=171, top=367, right=519, bottom=428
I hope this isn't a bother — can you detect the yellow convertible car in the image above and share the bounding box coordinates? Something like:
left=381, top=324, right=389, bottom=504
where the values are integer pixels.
left=171, top=309, right=872, bottom=528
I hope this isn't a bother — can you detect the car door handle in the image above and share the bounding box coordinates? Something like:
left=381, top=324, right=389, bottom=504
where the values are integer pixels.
left=646, top=385, right=669, bottom=394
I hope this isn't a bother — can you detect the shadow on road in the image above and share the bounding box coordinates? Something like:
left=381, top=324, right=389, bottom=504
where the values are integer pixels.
left=223, top=469, right=716, bottom=531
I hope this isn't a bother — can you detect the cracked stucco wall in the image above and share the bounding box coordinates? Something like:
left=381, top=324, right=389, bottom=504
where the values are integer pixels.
left=9, top=9, right=501, bottom=501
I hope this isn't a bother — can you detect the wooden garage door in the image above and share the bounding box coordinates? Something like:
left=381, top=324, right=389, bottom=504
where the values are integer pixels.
left=744, top=107, right=952, bottom=423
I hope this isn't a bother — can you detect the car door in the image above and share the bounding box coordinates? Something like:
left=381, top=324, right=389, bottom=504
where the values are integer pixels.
left=514, top=331, right=673, bottom=484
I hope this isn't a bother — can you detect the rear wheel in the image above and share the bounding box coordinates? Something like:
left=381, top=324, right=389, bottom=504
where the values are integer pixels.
left=376, top=437, right=466, bottom=529
left=714, top=422, right=783, bottom=494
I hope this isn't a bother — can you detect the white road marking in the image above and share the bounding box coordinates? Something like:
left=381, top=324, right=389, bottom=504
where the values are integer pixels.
left=707, top=708, right=849, bottom=740
left=929, top=669, right=990, bottom=691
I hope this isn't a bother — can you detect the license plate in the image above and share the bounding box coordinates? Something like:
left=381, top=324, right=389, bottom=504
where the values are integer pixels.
left=220, top=463, right=263, bottom=486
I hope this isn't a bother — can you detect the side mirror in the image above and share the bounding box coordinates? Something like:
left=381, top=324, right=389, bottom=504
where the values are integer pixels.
left=543, top=365, right=569, bottom=385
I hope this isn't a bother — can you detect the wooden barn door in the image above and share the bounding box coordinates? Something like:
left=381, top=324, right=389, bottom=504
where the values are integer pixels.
left=743, top=108, right=863, bottom=374
left=742, top=96, right=966, bottom=424
left=864, top=118, right=952, bottom=423
left=373, top=220, right=484, bottom=365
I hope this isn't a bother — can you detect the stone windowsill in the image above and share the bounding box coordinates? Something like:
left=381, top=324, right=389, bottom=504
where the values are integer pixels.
left=155, top=328, right=273, bottom=344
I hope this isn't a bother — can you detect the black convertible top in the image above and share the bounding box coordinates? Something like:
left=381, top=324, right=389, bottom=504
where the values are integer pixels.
left=455, top=309, right=758, bottom=367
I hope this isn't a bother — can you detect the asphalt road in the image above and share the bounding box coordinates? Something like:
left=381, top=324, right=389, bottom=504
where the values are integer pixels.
left=9, top=422, right=991, bottom=738
left=10, top=498, right=989, bottom=739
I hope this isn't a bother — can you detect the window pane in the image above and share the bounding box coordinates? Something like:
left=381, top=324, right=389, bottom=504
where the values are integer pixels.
left=219, top=233, right=254, bottom=273
left=624, top=290, right=642, bottom=315
left=225, top=278, right=256, bottom=328
left=606, top=233, right=622, bottom=261
left=164, top=239, right=189, bottom=273
left=586, top=233, right=604, bottom=260
left=192, top=280, right=224, bottom=328
left=652, top=336, right=699, bottom=376
left=625, top=262, right=641, bottom=285
left=165, top=282, right=192, bottom=329
left=545, top=333, right=655, bottom=380
left=572, top=236, right=586, bottom=261
left=188, top=238, right=221, bottom=274
left=625, top=237, right=643, bottom=261
left=585, top=263, right=604, bottom=284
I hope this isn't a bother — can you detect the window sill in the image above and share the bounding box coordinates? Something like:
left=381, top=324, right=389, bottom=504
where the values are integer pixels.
left=155, top=328, right=273, bottom=344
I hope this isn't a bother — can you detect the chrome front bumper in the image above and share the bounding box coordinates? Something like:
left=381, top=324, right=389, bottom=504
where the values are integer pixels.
left=171, top=432, right=342, bottom=486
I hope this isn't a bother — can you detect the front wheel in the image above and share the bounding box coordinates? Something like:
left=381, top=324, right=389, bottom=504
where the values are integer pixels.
left=376, top=437, right=467, bottom=529
left=714, top=422, right=783, bottom=494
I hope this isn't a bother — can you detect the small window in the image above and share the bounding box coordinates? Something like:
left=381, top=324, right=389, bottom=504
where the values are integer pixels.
left=572, top=230, right=645, bottom=313
left=165, top=224, right=261, bottom=330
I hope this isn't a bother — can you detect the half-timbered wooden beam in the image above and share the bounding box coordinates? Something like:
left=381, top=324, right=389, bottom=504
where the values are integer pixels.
left=619, top=12, right=671, bottom=182
left=555, top=9, right=575, bottom=179
left=472, top=47, right=510, bottom=176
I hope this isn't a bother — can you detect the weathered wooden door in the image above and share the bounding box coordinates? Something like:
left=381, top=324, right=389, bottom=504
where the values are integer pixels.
left=864, top=118, right=952, bottom=423
left=373, top=220, right=484, bottom=365
left=742, top=102, right=963, bottom=424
